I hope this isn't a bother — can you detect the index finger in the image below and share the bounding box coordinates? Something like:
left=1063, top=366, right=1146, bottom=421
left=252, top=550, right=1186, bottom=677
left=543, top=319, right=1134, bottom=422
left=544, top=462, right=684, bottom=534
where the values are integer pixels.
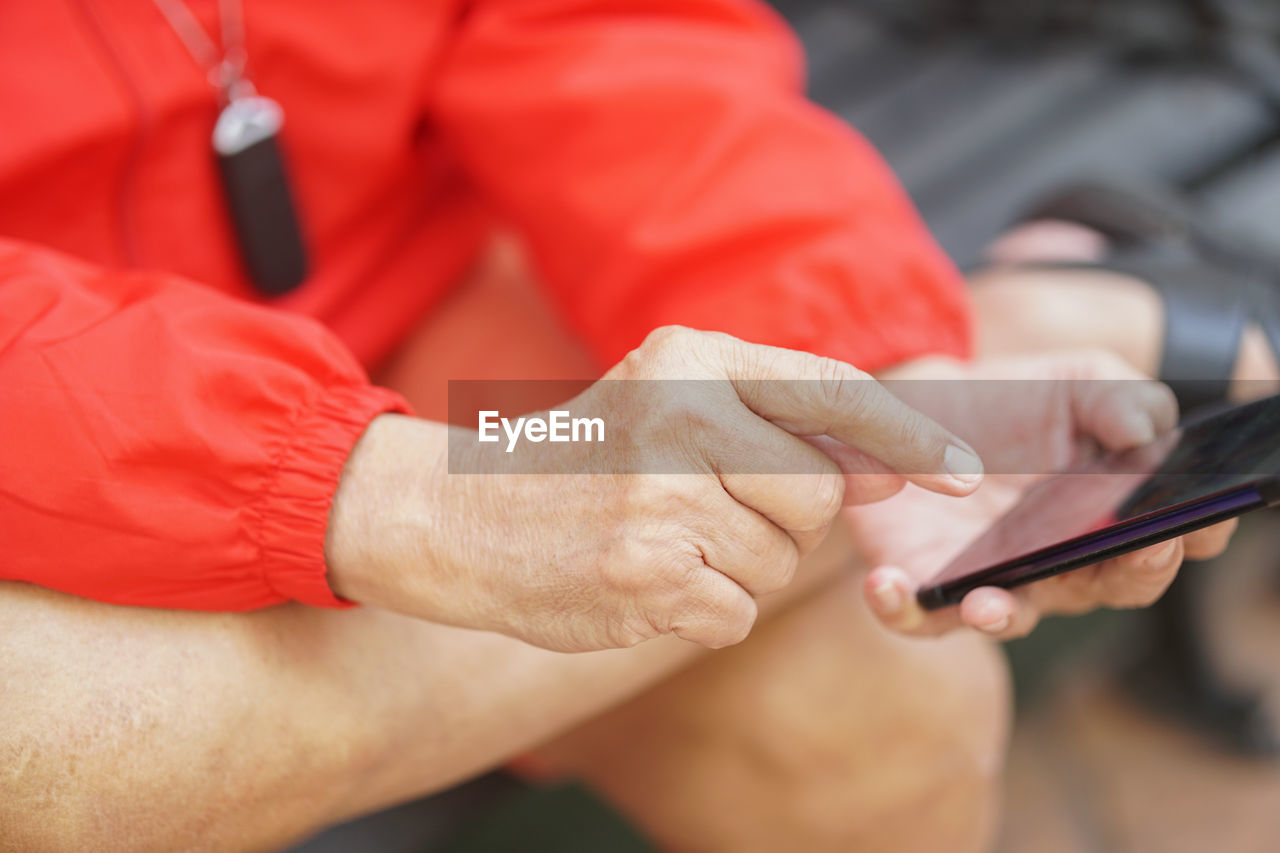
left=725, top=342, right=984, bottom=496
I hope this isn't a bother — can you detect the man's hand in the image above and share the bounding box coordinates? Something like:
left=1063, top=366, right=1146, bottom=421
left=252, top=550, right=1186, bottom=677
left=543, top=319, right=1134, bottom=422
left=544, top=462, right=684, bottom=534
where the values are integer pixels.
left=849, top=351, right=1237, bottom=640
left=326, top=327, right=984, bottom=652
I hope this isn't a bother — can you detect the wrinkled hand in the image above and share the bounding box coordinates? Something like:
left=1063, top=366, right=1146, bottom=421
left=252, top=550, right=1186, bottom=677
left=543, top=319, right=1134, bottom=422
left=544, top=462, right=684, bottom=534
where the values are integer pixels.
left=327, top=327, right=986, bottom=652
left=847, top=351, right=1237, bottom=640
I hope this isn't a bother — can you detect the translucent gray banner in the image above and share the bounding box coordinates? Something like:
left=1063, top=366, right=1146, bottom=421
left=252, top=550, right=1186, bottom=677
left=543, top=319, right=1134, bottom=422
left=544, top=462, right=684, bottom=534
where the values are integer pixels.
left=445, top=379, right=1280, bottom=478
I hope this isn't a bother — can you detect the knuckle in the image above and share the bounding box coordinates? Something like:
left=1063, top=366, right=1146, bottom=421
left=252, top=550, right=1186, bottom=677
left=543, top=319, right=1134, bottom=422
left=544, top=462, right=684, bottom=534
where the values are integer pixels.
left=717, top=598, right=758, bottom=647
left=820, top=364, right=882, bottom=428
left=626, top=547, right=706, bottom=634
left=597, top=538, right=642, bottom=597
left=675, top=571, right=756, bottom=647
left=602, top=522, right=686, bottom=597
left=674, top=548, right=712, bottom=594
left=766, top=543, right=801, bottom=592
left=805, top=471, right=846, bottom=528
left=632, top=607, right=669, bottom=644
left=651, top=539, right=711, bottom=600
left=641, top=325, right=697, bottom=357
left=606, top=611, right=663, bottom=648
left=620, top=475, right=694, bottom=522
left=616, top=346, right=648, bottom=379
left=739, top=536, right=796, bottom=596
left=713, top=514, right=799, bottom=595
left=815, top=357, right=861, bottom=406
left=618, top=326, right=697, bottom=377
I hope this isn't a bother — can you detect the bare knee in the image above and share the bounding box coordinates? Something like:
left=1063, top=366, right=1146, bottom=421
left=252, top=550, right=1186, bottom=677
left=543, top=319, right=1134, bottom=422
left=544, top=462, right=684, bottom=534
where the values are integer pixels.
left=542, top=589, right=1014, bottom=853
left=733, top=630, right=1011, bottom=853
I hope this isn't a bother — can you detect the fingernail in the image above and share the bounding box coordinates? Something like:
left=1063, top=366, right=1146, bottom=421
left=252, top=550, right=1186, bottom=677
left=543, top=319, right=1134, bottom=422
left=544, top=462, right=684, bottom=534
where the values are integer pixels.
left=871, top=579, right=904, bottom=614
left=1120, top=409, right=1156, bottom=445
left=944, top=444, right=984, bottom=486
left=1144, top=538, right=1178, bottom=568
left=980, top=614, right=1011, bottom=634
left=974, top=599, right=1010, bottom=633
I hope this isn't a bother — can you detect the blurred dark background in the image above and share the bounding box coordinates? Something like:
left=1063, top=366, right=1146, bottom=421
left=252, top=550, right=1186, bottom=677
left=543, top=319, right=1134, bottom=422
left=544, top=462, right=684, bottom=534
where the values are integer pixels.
left=292, top=2, right=1280, bottom=850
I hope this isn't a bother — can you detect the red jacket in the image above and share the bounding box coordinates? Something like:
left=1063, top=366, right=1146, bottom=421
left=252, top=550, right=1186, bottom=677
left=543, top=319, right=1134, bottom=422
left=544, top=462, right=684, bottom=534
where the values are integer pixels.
left=0, top=0, right=970, bottom=611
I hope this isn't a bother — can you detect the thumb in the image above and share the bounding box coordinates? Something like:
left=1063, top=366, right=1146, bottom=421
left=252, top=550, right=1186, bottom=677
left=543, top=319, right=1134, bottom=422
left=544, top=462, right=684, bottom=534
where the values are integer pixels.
left=863, top=566, right=962, bottom=637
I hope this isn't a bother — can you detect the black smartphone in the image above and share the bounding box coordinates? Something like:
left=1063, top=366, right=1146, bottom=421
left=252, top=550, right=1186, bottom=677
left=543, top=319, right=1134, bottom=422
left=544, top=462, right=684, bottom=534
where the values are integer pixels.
left=916, top=392, right=1280, bottom=610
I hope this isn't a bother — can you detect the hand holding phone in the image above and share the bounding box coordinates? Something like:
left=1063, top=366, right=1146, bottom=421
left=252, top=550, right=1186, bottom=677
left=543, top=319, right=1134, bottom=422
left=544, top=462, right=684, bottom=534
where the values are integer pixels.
left=916, top=392, right=1280, bottom=610
left=845, top=352, right=1243, bottom=640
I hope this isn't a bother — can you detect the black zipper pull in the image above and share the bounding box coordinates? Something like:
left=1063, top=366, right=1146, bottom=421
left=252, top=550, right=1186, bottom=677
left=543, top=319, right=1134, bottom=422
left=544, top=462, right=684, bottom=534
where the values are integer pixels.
left=213, top=95, right=309, bottom=296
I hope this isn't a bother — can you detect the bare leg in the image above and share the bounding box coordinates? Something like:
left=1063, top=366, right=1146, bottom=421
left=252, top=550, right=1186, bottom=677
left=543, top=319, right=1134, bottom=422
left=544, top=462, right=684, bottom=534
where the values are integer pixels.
left=0, top=582, right=734, bottom=851
left=532, top=576, right=1008, bottom=853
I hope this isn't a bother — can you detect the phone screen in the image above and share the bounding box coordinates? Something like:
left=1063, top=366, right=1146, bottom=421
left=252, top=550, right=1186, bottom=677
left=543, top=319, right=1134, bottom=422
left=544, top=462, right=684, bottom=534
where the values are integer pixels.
left=919, top=393, right=1280, bottom=607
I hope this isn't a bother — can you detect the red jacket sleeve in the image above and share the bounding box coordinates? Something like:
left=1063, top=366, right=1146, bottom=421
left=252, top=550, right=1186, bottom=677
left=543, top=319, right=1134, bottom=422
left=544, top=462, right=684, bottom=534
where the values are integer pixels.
left=0, top=239, right=409, bottom=610
left=433, top=0, right=972, bottom=371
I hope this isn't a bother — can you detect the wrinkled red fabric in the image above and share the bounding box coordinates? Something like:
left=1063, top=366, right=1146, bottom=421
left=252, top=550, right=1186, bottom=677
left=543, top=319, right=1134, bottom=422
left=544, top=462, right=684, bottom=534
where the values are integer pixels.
left=0, top=0, right=971, bottom=611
